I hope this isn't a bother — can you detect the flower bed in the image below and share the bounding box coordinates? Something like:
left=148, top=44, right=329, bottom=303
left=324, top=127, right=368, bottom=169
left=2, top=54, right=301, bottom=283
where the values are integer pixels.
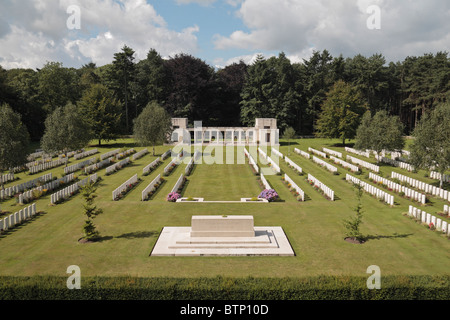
left=258, top=189, right=279, bottom=202
left=112, top=174, right=140, bottom=201
left=167, top=192, right=181, bottom=202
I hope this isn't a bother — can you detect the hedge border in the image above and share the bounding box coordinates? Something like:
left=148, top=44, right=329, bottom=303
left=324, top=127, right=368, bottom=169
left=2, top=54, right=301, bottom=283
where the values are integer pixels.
left=1, top=275, right=449, bottom=300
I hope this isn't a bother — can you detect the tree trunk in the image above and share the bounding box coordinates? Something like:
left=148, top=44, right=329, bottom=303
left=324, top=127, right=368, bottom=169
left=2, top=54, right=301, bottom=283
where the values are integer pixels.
left=98, top=139, right=102, bottom=146
left=153, top=144, right=156, bottom=156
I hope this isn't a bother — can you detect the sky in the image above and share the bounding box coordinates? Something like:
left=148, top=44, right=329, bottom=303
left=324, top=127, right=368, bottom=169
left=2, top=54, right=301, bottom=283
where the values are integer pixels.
left=0, top=0, right=449, bottom=70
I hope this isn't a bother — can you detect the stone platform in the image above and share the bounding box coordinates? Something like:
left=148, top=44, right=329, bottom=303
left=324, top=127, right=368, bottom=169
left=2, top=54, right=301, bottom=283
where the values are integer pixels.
left=150, top=216, right=295, bottom=256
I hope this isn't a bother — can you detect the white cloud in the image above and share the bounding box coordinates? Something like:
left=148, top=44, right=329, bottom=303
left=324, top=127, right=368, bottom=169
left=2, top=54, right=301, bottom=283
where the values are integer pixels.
left=0, top=0, right=200, bottom=69
left=213, top=0, right=450, bottom=63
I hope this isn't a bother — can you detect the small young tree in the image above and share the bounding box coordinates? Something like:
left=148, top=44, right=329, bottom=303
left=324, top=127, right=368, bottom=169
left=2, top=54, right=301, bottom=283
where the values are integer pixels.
left=409, top=103, right=450, bottom=188
left=354, top=110, right=405, bottom=162
left=343, top=184, right=365, bottom=243
left=282, top=127, right=296, bottom=155
left=80, top=182, right=103, bottom=242
left=133, top=101, right=172, bottom=155
left=41, top=102, right=92, bottom=164
left=0, top=103, right=30, bottom=189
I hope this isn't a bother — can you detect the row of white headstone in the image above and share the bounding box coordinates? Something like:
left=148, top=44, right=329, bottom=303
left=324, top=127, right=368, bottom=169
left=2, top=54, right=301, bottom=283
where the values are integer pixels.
left=106, top=157, right=130, bottom=175
left=142, top=174, right=162, bottom=201
left=257, top=147, right=268, bottom=161
left=101, top=148, right=121, bottom=160
left=284, top=173, right=305, bottom=201
left=25, top=157, right=53, bottom=169
left=112, top=174, right=138, bottom=201
left=58, top=150, right=80, bottom=160
left=143, top=158, right=161, bottom=175
left=369, top=172, right=426, bottom=204
left=244, top=148, right=259, bottom=174
left=267, top=156, right=281, bottom=174
left=323, top=148, right=342, bottom=158
left=346, top=155, right=380, bottom=173
left=132, top=148, right=149, bottom=161
left=375, top=155, right=414, bottom=172
left=0, top=173, right=15, bottom=184
left=294, top=148, right=310, bottom=159
left=430, top=171, right=450, bottom=183
left=28, top=158, right=67, bottom=174
left=0, top=203, right=37, bottom=232
left=391, top=171, right=450, bottom=202
left=408, top=205, right=450, bottom=236
left=312, top=156, right=338, bottom=173
left=0, top=173, right=53, bottom=200
left=51, top=174, right=98, bottom=204
left=74, top=149, right=98, bottom=160
left=271, top=148, right=283, bottom=159
left=346, top=173, right=394, bottom=205
left=20, top=173, right=76, bottom=204
left=161, top=149, right=171, bottom=160
left=116, top=148, right=135, bottom=160
left=185, top=158, right=195, bottom=176
left=284, top=156, right=303, bottom=174
left=307, top=173, right=335, bottom=201
left=27, top=150, right=44, bottom=161
left=308, top=147, right=327, bottom=158
left=64, top=157, right=96, bottom=175
left=344, top=147, right=370, bottom=158
left=164, top=158, right=179, bottom=175
left=330, top=156, right=359, bottom=172
left=260, top=173, right=271, bottom=190
left=171, top=174, right=185, bottom=194
left=85, top=157, right=114, bottom=174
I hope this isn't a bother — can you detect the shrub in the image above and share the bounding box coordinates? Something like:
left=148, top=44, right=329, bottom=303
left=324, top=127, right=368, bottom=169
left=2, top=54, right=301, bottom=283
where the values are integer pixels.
left=167, top=192, right=180, bottom=202
left=258, top=189, right=279, bottom=202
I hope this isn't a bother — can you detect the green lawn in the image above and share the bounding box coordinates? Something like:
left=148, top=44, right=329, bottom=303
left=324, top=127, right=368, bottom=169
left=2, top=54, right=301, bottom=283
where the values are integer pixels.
left=1, top=138, right=450, bottom=280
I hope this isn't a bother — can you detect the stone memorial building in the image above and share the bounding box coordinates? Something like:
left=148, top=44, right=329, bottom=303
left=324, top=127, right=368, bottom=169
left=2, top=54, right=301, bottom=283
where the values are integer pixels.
left=170, top=118, right=280, bottom=146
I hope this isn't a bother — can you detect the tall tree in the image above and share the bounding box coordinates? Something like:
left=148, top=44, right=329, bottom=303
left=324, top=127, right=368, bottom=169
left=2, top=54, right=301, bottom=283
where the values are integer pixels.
left=315, top=80, right=367, bottom=146
left=78, top=84, right=122, bottom=146
left=108, top=45, right=136, bottom=133
left=163, top=53, right=216, bottom=124
left=354, top=110, right=405, bottom=162
left=409, top=103, right=450, bottom=188
left=41, top=103, right=92, bottom=162
left=0, top=103, right=30, bottom=189
left=5, top=68, right=45, bottom=140
left=240, top=54, right=274, bottom=127
left=37, top=62, right=81, bottom=113
left=134, top=49, right=169, bottom=110
left=214, top=61, right=248, bottom=126
left=133, top=102, right=172, bottom=155
left=344, top=54, right=389, bottom=112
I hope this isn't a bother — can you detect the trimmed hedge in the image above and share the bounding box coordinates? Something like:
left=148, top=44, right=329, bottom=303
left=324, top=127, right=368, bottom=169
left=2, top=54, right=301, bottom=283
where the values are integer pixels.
left=1, top=275, right=450, bottom=300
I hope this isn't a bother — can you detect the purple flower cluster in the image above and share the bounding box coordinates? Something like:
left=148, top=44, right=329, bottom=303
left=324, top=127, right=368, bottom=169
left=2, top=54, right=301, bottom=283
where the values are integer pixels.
left=167, top=192, right=181, bottom=202
left=258, top=189, right=279, bottom=202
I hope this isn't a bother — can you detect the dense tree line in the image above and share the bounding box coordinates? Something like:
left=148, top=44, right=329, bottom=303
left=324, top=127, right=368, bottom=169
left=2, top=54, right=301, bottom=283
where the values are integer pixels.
left=0, top=47, right=449, bottom=141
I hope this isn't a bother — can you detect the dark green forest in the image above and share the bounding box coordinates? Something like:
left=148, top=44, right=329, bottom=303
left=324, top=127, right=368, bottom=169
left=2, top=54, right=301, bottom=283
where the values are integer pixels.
left=1, top=46, right=449, bottom=141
